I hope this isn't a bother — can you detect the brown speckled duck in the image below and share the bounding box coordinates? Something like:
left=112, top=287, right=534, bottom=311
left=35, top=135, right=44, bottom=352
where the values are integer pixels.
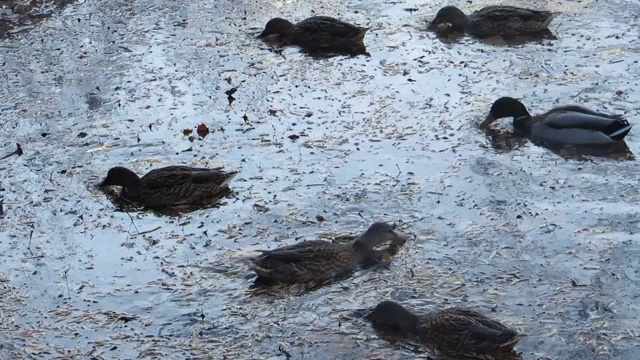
left=428, top=5, right=555, bottom=38
left=249, top=222, right=406, bottom=285
left=365, top=301, right=525, bottom=360
left=257, top=16, right=369, bottom=56
left=100, top=165, right=238, bottom=207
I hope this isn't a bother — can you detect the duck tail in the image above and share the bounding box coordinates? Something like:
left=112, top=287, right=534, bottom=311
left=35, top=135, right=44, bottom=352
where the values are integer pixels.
left=500, top=332, right=527, bottom=348
left=604, top=119, right=632, bottom=140
left=219, top=171, right=240, bottom=189
left=355, top=27, right=370, bottom=41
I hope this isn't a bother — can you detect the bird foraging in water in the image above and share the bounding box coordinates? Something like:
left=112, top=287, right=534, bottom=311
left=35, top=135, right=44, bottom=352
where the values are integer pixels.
left=480, top=97, right=632, bottom=147
left=427, top=5, right=556, bottom=38
left=99, top=165, right=238, bottom=207
left=257, top=16, right=370, bottom=56
left=364, top=301, right=526, bottom=360
left=249, top=222, right=406, bottom=286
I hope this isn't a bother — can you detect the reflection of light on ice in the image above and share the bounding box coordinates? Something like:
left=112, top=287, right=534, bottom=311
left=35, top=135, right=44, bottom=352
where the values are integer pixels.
left=86, top=145, right=116, bottom=152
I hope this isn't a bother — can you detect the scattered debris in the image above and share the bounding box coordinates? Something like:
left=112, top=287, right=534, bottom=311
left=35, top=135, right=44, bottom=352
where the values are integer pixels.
left=197, top=124, right=210, bottom=138
left=253, top=203, right=270, bottom=213
left=225, top=87, right=237, bottom=105
left=1, top=143, right=23, bottom=160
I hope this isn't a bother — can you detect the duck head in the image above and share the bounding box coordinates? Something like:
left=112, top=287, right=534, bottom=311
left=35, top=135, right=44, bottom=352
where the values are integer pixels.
left=257, top=18, right=295, bottom=39
left=100, top=167, right=142, bottom=190
left=480, top=97, right=532, bottom=129
left=428, top=6, right=469, bottom=32
left=354, top=222, right=406, bottom=250
left=364, top=301, right=419, bottom=332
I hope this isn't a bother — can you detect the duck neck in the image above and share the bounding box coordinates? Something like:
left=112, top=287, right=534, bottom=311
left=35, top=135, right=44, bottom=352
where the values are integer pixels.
left=351, top=240, right=372, bottom=257
left=118, top=170, right=142, bottom=196
left=513, top=114, right=533, bottom=136
left=396, top=307, right=420, bottom=333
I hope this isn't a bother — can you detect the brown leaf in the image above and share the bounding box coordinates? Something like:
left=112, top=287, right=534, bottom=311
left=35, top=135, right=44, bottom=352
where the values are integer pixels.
left=183, top=129, right=193, bottom=136
left=197, top=124, right=210, bottom=138
left=288, top=134, right=300, bottom=141
left=316, top=215, right=325, bottom=222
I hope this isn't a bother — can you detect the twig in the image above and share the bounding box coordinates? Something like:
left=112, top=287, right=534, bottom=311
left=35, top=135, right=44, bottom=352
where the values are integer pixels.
left=137, top=226, right=161, bottom=236
left=62, top=267, right=71, bottom=299
left=395, top=163, right=402, bottom=178
left=125, top=211, right=140, bottom=237
left=27, top=230, right=34, bottom=256
left=199, top=308, right=206, bottom=336
left=1, top=143, right=23, bottom=160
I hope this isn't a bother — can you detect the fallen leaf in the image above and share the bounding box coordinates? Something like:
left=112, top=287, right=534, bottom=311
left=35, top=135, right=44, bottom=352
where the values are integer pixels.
left=288, top=134, right=300, bottom=141
left=197, top=124, right=210, bottom=138
left=316, top=215, right=325, bottom=222
left=183, top=129, right=193, bottom=136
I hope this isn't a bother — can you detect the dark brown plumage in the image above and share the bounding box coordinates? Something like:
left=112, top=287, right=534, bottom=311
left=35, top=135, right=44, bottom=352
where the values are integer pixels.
left=428, top=5, right=555, bottom=38
left=99, top=165, right=238, bottom=207
left=365, top=301, right=525, bottom=359
left=249, top=222, right=406, bottom=285
left=257, top=16, right=369, bottom=56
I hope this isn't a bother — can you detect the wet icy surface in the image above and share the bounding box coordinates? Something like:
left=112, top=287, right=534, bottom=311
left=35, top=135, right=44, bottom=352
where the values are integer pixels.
left=1, top=0, right=639, bottom=359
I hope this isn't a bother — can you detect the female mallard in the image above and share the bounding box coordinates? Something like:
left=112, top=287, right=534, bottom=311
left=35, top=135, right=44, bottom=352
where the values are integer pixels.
left=428, top=5, right=555, bottom=38
left=257, top=16, right=369, bottom=56
left=249, top=222, right=406, bottom=285
left=480, top=97, right=632, bottom=146
left=365, top=301, right=525, bottom=360
left=100, top=165, right=238, bottom=207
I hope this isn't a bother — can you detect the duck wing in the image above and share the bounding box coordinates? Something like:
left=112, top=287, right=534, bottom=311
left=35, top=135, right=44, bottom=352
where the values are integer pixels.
left=190, top=169, right=238, bottom=187
left=535, top=111, right=632, bottom=144
left=296, top=16, right=367, bottom=39
left=140, top=166, right=195, bottom=189
left=474, top=5, right=552, bottom=21
left=256, top=240, right=340, bottom=263
left=549, top=105, right=625, bottom=120
left=419, top=310, right=523, bottom=356
left=466, top=324, right=524, bottom=351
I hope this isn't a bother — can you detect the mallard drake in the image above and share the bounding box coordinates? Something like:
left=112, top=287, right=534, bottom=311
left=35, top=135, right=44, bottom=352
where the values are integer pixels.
left=257, top=16, right=369, bottom=56
left=99, top=165, right=238, bottom=207
left=428, top=5, right=555, bottom=38
left=249, top=222, right=406, bottom=285
left=480, top=97, right=632, bottom=146
left=365, top=301, right=525, bottom=359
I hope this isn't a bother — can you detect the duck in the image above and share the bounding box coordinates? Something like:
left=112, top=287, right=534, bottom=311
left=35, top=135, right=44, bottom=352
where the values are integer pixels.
left=427, top=5, right=555, bottom=38
left=257, top=16, right=369, bottom=56
left=364, top=301, right=525, bottom=360
left=480, top=97, right=632, bottom=146
left=99, top=165, right=238, bottom=207
left=249, top=222, right=406, bottom=285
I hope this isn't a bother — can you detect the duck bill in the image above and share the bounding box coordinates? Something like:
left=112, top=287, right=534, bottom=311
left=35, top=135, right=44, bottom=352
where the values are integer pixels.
left=479, top=114, right=498, bottom=129
left=427, top=19, right=441, bottom=30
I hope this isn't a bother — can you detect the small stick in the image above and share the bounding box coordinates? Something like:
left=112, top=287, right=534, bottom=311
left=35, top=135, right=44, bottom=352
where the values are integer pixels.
left=1, top=143, right=23, bottom=160
left=27, top=230, right=34, bottom=256
left=62, top=268, right=71, bottom=299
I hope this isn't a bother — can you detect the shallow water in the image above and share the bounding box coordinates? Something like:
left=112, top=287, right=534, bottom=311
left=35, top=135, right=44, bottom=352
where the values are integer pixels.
left=1, top=0, right=639, bottom=359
